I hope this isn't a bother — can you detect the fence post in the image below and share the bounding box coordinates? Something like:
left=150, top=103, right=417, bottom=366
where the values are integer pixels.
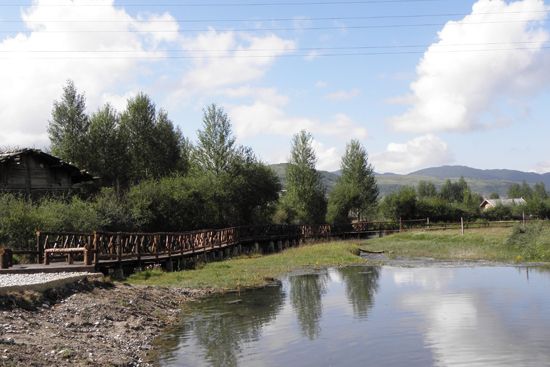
left=399, top=218, right=402, bottom=233
left=522, top=211, right=526, bottom=229
left=426, top=217, right=430, bottom=230
left=93, top=231, right=98, bottom=266
left=461, top=217, right=464, bottom=236
left=36, top=231, right=43, bottom=264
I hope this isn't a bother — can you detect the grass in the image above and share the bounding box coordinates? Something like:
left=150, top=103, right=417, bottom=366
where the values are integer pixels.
left=361, top=223, right=550, bottom=262
left=128, top=222, right=550, bottom=291
left=127, top=241, right=365, bottom=290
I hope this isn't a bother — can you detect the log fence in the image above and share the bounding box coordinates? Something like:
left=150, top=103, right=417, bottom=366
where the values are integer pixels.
left=27, top=218, right=522, bottom=271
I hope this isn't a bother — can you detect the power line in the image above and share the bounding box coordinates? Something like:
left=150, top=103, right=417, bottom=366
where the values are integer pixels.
left=0, top=41, right=544, bottom=53
left=0, top=0, right=454, bottom=7
left=1, top=10, right=547, bottom=23
left=0, top=46, right=548, bottom=59
left=0, top=18, right=546, bottom=33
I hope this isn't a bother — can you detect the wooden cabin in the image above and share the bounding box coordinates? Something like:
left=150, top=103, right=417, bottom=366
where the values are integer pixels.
left=0, top=149, right=93, bottom=197
left=479, top=198, right=527, bottom=210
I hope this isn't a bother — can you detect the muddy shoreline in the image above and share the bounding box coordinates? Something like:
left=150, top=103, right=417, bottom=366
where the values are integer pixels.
left=0, top=277, right=212, bottom=366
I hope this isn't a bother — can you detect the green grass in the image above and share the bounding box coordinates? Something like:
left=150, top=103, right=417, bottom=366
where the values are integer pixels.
left=127, top=241, right=365, bottom=290
left=128, top=223, right=550, bottom=291
left=362, top=223, right=550, bottom=262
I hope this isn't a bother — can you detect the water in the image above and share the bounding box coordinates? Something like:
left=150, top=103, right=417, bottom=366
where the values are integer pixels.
left=156, top=266, right=550, bottom=366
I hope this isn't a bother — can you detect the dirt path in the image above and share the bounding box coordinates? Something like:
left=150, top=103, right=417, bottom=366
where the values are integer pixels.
left=0, top=278, right=211, bottom=366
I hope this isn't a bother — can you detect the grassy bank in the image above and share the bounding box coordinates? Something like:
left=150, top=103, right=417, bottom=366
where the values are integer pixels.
left=128, top=222, right=550, bottom=290
left=127, top=241, right=365, bottom=290
left=361, top=222, right=550, bottom=262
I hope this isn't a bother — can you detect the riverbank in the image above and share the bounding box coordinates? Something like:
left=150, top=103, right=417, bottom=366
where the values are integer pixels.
left=128, top=223, right=550, bottom=291
left=0, top=277, right=211, bottom=366
left=361, top=222, right=550, bottom=262
left=128, top=240, right=365, bottom=289
left=5, top=225, right=549, bottom=366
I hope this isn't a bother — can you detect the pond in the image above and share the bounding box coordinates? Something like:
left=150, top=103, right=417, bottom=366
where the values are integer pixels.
left=156, top=265, right=550, bottom=366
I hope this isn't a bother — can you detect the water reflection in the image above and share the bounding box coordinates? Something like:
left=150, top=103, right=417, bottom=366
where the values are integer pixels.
left=289, top=272, right=329, bottom=340
left=338, top=266, right=380, bottom=318
left=395, top=267, right=550, bottom=366
left=159, top=284, right=285, bottom=366
left=158, top=266, right=550, bottom=367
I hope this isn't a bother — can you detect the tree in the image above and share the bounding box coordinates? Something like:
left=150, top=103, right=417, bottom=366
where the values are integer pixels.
left=507, top=181, right=533, bottom=199
left=190, top=105, right=281, bottom=226
left=489, top=192, right=500, bottom=199
left=48, top=80, right=90, bottom=168
left=327, top=140, right=378, bottom=223
left=119, top=93, right=184, bottom=183
left=87, top=104, right=127, bottom=189
left=281, top=131, right=327, bottom=224
left=417, top=180, right=437, bottom=199
left=194, top=104, right=237, bottom=174
left=381, top=187, right=417, bottom=220
left=440, top=177, right=469, bottom=203
left=533, top=182, right=548, bottom=200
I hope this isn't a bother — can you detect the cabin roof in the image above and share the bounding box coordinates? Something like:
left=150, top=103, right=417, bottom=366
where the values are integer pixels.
left=0, top=148, right=94, bottom=183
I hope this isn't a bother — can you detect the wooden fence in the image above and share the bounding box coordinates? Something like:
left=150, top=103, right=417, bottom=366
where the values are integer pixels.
left=31, top=218, right=521, bottom=268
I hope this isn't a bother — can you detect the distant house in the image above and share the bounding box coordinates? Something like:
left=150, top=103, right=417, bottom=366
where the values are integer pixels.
left=0, top=149, right=93, bottom=197
left=479, top=198, right=527, bottom=210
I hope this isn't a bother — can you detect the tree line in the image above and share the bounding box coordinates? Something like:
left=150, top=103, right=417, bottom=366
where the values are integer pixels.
left=380, top=178, right=550, bottom=222
left=2, top=80, right=549, bottom=251
left=0, top=81, right=379, bottom=250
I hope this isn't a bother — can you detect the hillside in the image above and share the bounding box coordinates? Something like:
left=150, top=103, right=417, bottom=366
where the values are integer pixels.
left=269, top=163, right=340, bottom=191
left=411, top=165, right=550, bottom=186
left=269, top=163, right=549, bottom=197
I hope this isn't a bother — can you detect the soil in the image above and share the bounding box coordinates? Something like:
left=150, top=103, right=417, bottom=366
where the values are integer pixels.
left=0, top=277, right=211, bottom=366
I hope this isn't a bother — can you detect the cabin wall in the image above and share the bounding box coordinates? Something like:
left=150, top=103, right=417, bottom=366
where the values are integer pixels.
left=0, top=155, right=74, bottom=195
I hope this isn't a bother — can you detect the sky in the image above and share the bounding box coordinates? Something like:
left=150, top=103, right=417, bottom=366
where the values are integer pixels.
left=0, top=0, right=549, bottom=174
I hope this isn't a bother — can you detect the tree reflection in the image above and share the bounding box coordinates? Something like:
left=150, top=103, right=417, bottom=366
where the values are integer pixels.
left=338, top=266, right=380, bottom=319
left=289, top=272, right=329, bottom=340
left=185, top=284, right=285, bottom=367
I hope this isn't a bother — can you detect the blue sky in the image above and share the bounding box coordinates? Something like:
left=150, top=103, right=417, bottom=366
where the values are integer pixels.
left=0, top=0, right=549, bottom=173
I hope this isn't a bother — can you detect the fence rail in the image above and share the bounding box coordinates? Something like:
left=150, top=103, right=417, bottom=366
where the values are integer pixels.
left=29, top=218, right=524, bottom=269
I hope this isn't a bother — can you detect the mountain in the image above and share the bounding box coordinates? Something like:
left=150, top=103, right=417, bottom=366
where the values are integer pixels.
left=410, top=165, right=550, bottom=185
left=269, top=163, right=550, bottom=197
left=269, top=163, right=340, bottom=190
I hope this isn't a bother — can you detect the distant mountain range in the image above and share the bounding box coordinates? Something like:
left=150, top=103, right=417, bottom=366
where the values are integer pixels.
left=269, top=163, right=550, bottom=197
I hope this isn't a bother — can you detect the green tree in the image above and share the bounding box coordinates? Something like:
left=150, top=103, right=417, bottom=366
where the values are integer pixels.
left=191, top=105, right=281, bottom=226
left=507, top=181, right=533, bottom=199
left=194, top=104, right=237, bottom=174
left=533, top=182, right=548, bottom=200
left=280, top=131, right=327, bottom=224
left=119, top=93, right=184, bottom=183
left=489, top=192, right=500, bottom=199
left=48, top=80, right=90, bottom=168
left=440, top=177, right=469, bottom=203
left=381, top=186, right=417, bottom=220
left=87, top=104, right=127, bottom=189
left=327, top=140, right=378, bottom=223
left=417, top=180, right=437, bottom=199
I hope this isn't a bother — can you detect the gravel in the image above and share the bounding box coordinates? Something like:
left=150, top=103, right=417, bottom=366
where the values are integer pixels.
left=0, top=272, right=92, bottom=288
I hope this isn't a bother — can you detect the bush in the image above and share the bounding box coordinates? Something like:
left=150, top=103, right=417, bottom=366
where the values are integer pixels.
left=0, top=194, right=39, bottom=250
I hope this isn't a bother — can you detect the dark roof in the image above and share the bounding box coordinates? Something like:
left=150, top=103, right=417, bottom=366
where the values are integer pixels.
left=0, top=149, right=94, bottom=183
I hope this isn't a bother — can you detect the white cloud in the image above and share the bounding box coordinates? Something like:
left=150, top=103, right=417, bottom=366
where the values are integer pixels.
left=176, top=30, right=295, bottom=96
left=325, top=88, right=361, bottom=101
left=226, top=88, right=368, bottom=141
left=531, top=161, right=550, bottom=173
left=390, top=0, right=549, bottom=133
left=371, top=134, right=453, bottom=174
left=315, top=81, right=328, bottom=88
left=0, top=0, right=177, bottom=147
left=311, top=140, right=341, bottom=171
